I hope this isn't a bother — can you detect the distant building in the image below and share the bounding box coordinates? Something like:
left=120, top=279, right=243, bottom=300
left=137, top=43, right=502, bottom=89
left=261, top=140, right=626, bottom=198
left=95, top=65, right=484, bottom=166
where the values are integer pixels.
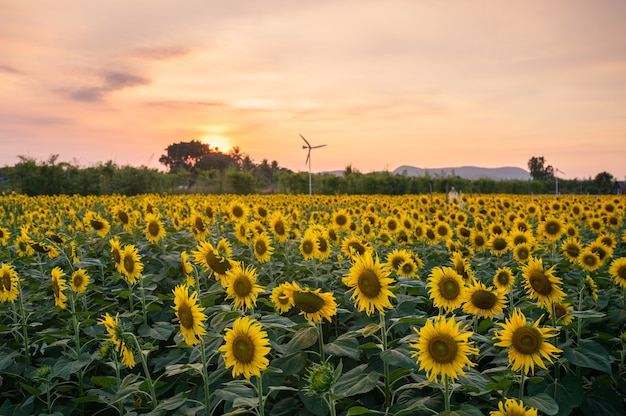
left=609, top=181, right=625, bottom=195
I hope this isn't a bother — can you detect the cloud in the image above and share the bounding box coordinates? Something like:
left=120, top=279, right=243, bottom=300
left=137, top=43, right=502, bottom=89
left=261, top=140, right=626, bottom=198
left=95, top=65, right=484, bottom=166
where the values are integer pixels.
left=66, top=71, right=151, bottom=102
left=0, top=64, right=19, bottom=74
left=131, top=45, right=192, bottom=61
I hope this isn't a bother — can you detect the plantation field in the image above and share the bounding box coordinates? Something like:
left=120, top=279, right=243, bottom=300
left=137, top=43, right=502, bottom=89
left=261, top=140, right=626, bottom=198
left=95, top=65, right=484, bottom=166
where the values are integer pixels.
left=1, top=192, right=625, bottom=416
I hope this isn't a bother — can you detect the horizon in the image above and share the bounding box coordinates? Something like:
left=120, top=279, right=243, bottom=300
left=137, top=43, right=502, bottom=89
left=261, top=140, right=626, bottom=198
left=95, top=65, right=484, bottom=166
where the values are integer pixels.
left=1, top=1, right=625, bottom=180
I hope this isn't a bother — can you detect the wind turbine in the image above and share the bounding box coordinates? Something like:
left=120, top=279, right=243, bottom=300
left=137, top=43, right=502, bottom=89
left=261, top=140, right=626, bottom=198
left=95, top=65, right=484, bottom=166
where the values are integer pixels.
left=554, top=168, right=565, bottom=196
left=300, top=134, right=327, bottom=196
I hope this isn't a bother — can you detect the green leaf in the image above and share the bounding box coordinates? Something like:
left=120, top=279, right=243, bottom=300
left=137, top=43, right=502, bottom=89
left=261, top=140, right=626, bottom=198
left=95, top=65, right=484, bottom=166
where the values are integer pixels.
left=270, top=352, right=307, bottom=376
left=91, top=375, right=118, bottom=388
left=334, top=364, right=381, bottom=397
left=284, top=326, right=318, bottom=354
left=73, top=258, right=104, bottom=268
left=569, top=310, right=606, bottom=319
left=523, top=393, right=559, bottom=415
left=53, top=353, right=92, bottom=380
left=346, top=406, right=385, bottom=415
left=528, top=375, right=584, bottom=416
left=0, top=350, right=18, bottom=371
left=562, top=339, right=612, bottom=374
left=138, top=321, right=174, bottom=341
left=380, top=348, right=418, bottom=370
left=324, top=336, right=360, bottom=360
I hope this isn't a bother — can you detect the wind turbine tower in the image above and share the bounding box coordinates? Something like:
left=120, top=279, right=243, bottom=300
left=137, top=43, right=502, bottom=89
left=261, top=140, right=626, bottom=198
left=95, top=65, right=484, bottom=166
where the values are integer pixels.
left=300, top=134, right=327, bottom=196
left=555, top=168, right=565, bottom=196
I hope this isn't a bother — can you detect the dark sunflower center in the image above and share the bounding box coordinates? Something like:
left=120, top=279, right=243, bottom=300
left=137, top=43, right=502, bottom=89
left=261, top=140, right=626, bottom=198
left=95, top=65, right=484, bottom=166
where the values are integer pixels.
left=206, top=250, right=231, bottom=274
left=73, top=274, right=83, bottom=288
left=195, top=217, right=205, bottom=232
left=234, top=276, right=252, bottom=296
left=591, top=247, right=607, bottom=260
left=392, top=257, right=404, bottom=270
left=616, top=265, right=626, bottom=279
left=317, top=237, right=328, bottom=253
left=459, top=227, right=471, bottom=238
left=436, top=225, right=448, bottom=237
left=277, top=293, right=290, bottom=305
left=112, top=248, right=121, bottom=264
left=2, top=271, right=12, bottom=291
left=118, top=211, right=129, bottom=224
left=426, top=229, right=435, bottom=240
left=357, top=269, right=382, bottom=299
left=31, top=243, right=50, bottom=253
left=401, top=262, right=414, bottom=274
left=512, top=327, right=542, bottom=355
left=205, top=207, right=214, bottom=218
left=274, top=221, right=285, bottom=235
left=348, top=242, right=365, bottom=255
left=474, top=235, right=485, bottom=246
left=233, top=336, right=255, bottom=363
left=583, top=254, right=597, bottom=266
left=302, top=240, right=315, bottom=255
left=293, top=291, right=324, bottom=313
left=516, top=247, right=529, bottom=260
left=257, top=207, right=267, bottom=217
left=123, top=256, right=135, bottom=274
left=496, top=272, right=510, bottom=286
left=554, top=304, right=566, bottom=319
left=528, top=271, right=552, bottom=296
left=439, top=277, right=460, bottom=300
left=428, top=334, right=458, bottom=364
left=255, top=240, right=267, bottom=255
left=148, top=221, right=160, bottom=236
left=232, top=206, right=244, bottom=218
left=335, top=215, right=347, bottom=226
left=471, top=290, right=497, bottom=309
left=90, top=219, right=105, bottom=231
left=178, top=303, right=194, bottom=329
left=493, top=238, right=507, bottom=251
left=52, top=279, right=60, bottom=298
left=388, top=220, right=398, bottom=231
left=564, top=244, right=579, bottom=257
left=513, top=235, right=527, bottom=245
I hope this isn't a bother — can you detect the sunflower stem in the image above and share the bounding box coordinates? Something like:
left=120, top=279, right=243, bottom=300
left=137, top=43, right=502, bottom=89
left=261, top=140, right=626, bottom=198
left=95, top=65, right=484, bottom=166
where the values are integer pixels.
left=139, top=277, right=148, bottom=326
left=199, top=337, right=212, bottom=415
left=518, top=371, right=525, bottom=400
left=256, top=374, right=265, bottom=416
left=69, top=293, right=85, bottom=416
left=323, top=392, right=336, bottom=416
left=316, top=321, right=325, bottom=362
left=380, top=312, right=391, bottom=410
left=16, top=278, right=30, bottom=367
left=112, top=351, right=124, bottom=415
left=443, top=375, right=451, bottom=412
left=127, top=333, right=157, bottom=409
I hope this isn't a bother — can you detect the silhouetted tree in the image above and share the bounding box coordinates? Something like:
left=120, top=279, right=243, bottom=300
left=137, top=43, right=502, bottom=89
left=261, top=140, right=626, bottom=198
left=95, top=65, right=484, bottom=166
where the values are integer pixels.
left=159, top=140, right=211, bottom=172
left=593, top=171, right=614, bottom=194
left=528, top=156, right=554, bottom=180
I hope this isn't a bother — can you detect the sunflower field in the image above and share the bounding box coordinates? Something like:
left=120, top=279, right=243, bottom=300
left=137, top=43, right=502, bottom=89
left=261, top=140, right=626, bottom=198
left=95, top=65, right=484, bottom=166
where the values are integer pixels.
left=1, top=192, right=625, bottom=416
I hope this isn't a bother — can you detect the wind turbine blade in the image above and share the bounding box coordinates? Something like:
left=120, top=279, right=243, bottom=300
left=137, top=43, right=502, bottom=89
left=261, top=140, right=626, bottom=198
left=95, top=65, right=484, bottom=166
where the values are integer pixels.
left=312, top=144, right=327, bottom=149
left=300, top=134, right=311, bottom=148
left=305, top=149, right=311, bottom=166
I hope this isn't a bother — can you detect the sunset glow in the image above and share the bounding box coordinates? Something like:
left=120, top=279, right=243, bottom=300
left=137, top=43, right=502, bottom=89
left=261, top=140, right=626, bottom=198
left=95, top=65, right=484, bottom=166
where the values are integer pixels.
left=1, top=0, right=625, bottom=179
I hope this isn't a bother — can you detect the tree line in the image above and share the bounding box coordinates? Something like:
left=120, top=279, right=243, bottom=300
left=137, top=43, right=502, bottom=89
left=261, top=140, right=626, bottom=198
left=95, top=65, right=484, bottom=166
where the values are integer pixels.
left=0, top=141, right=619, bottom=196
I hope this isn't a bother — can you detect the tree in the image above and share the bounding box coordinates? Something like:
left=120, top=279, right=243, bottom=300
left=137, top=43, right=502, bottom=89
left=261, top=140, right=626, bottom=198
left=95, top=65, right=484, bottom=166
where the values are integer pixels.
left=593, top=171, right=614, bottom=194
left=159, top=140, right=211, bottom=172
left=528, top=156, right=554, bottom=180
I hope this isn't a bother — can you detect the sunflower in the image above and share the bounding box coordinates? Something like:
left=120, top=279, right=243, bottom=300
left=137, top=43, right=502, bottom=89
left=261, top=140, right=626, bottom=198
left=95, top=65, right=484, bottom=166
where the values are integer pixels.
left=283, top=281, right=337, bottom=323
left=488, top=234, right=510, bottom=256
left=450, top=251, right=474, bottom=283
left=181, top=251, right=195, bottom=286
left=216, top=237, right=233, bottom=258
left=98, top=312, right=136, bottom=368
left=587, top=241, right=613, bottom=264
left=252, top=233, right=273, bottom=264
left=29, top=241, right=60, bottom=259
left=192, top=240, right=233, bottom=281
left=120, top=244, right=144, bottom=284
left=469, top=230, right=488, bottom=252
left=219, top=316, right=271, bottom=379
left=85, top=212, right=111, bottom=238
left=70, top=268, right=90, bottom=292
left=490, top=398, right=538, bottom=416
left=234, top=221, right=250, bottom=244
left=584, top=275, right=599, bottom=301
left=433, top=221, right=453, bottom=241
left=494, top=309, right=561, bottom=375
left=0, top=263, right=19, bottom=303
left=521, top=257, right=565, bottom=307
left=224, top=262, right=265, bottom=311
left=48, top=266, right=68, bottom=309
left=512, top=243, right=533, bottom=264
left=270, top=283, right=294, bottom=314
left=341, top=235, right=372, bottom=260
left=299, top=231, right=320, bottom=261
left=547, top=302, right=574, bottom=325
left=409, top=315, right=478, bottom=383
left=577, top=248, right=601, bottom=272
left=144, top=213, right=166, bottom=244
left=538, top=217, right=564, bottom=242
left=596, top=232, right=617, bottom=249
left=462, top=281, right=507, bottom=319
left=493, top=267, right=515, bottom=292
left=0, top=226, right=10, bottom=246
left=315, top=231, right=332, bottom=260
left=228, top=200, right=248, bottom=222
left=172, top=284, right=207, bottom=346
left=331, top=209, right=352, bottom=231
left=112, top=205, right=132, bottom=232
left=269, top=212, right=290, bottom=243
left=455, top=224, right=472, bottom=241
left=427, top=266, right=466, bottom=313
left=342, top=251, right=395, bottom=316
left=189, top=212, right=208, bottom=240
left=386, top=249, right=413, bottom=274
left=109, top=237, right=123, bottom=272
left=608, top=257, right=626, bottom=288
left=560, top=237, right=582, bottom=263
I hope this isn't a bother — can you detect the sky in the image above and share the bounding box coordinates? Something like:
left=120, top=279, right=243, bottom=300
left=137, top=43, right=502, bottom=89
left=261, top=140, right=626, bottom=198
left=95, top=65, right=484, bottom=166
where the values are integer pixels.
left=1, top=0, right=625, bottom=180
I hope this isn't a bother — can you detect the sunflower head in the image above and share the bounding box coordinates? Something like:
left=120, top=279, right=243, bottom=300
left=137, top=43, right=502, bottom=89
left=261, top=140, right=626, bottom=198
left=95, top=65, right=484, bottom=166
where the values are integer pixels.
left=490, top=398, right=538, bottom=416
left=284, top=281, right=338, bottom=323
left=218, top=316, right=271, bottom=379
left=427, top=266, right=466, bottom=313
left=342, top=252, right=395, bottom=316
left=303, top=361, right=340, bottom=396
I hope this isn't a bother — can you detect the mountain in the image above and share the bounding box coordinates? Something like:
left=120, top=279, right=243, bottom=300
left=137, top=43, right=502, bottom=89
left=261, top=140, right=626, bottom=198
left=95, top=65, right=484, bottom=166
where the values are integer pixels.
left=392, top=165, right=531, bottom=180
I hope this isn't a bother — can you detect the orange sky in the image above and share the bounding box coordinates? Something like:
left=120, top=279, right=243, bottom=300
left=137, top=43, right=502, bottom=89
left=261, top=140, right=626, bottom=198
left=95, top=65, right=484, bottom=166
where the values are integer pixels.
left=1, top=0, right=625, bottom=180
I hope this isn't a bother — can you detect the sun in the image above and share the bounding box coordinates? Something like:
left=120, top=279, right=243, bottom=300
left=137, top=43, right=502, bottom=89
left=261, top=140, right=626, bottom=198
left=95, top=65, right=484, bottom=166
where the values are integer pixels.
left=200, top=134, right=231, bottom=152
